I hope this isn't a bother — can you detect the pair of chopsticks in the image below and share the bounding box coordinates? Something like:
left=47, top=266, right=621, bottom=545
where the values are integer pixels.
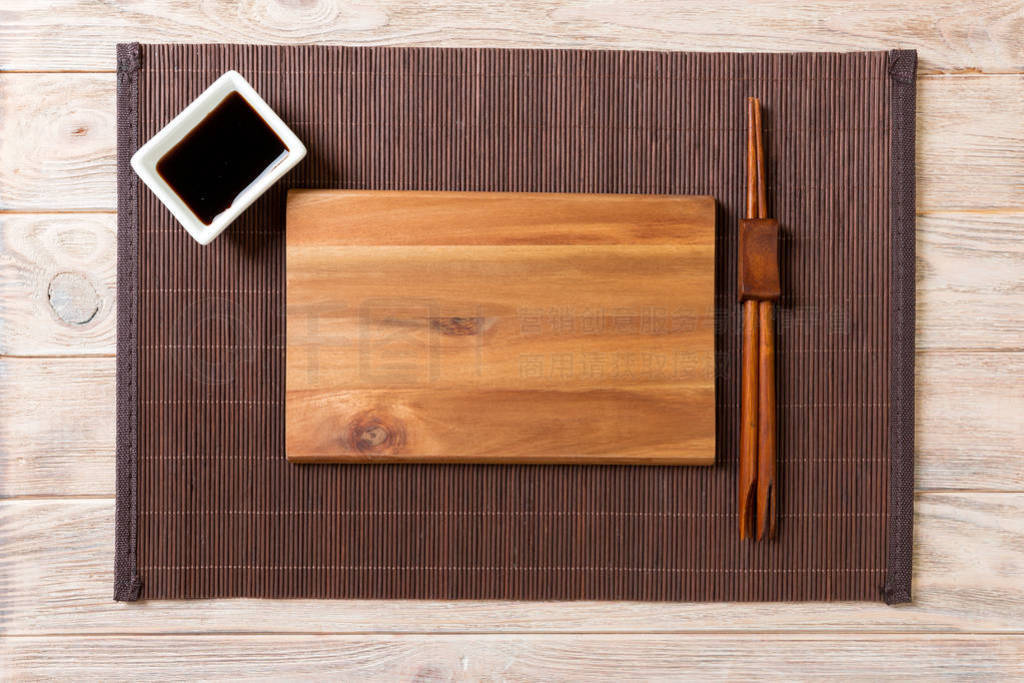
left=738, top=97, right=779, bottom=540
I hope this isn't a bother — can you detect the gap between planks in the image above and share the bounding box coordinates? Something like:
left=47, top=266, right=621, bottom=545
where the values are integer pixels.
left=5, top=630, right=1024, bottom=638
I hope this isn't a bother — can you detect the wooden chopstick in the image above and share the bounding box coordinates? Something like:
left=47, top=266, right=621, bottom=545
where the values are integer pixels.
left=753, top=99, right=777, bottom=540
left=738, top=98, right=760, bottom=540
left=753, top=101, right=767, bottom=220
left=739, top=97, right=778, bottom=540
left=739, top=299, right=759, bottom=539
left=757, top=298, right=777, bottom=539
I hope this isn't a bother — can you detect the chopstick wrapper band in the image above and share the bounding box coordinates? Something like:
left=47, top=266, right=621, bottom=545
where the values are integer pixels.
left=738, top=218, right=781, bottom=302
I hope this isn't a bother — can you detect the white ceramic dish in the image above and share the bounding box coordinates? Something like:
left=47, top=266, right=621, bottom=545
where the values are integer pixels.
left=130, top=70, right=307, bottom=245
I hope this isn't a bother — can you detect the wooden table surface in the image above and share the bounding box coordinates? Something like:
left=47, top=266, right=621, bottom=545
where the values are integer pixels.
left=1, top=2, right=1022, bottom=679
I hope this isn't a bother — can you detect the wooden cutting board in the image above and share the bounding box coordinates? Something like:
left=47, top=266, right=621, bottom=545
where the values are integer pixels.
left=286, top=190, right=716, bottom=464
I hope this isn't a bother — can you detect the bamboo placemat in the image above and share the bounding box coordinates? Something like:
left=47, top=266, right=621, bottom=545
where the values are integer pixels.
left=115, top=44, right=916, bottom=603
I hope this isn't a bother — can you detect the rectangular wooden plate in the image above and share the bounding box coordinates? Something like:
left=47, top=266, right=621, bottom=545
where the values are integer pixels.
left=286, top=190, right=716, bottom=464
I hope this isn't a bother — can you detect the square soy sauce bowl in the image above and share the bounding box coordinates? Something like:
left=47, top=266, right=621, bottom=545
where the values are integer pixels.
left=130, top=70, right=307, bottom=245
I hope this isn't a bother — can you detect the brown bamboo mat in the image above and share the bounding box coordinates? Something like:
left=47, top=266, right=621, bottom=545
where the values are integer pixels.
left=115, top=44, right=916, bottom=603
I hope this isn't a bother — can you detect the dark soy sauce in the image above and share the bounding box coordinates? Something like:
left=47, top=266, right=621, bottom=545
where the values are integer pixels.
left=157, top=91, right=288, bottom=225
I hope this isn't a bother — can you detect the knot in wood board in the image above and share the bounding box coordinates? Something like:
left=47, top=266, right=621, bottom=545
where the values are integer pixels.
left=429, top=316, right=486, bottom=336
left=47, top=271, right=100, bottom=325
left=345, top=411, right=407, bottom=455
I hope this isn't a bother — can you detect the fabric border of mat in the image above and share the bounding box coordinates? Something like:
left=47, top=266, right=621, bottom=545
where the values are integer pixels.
left=114, top=41, right=142, bottom=602
left=883, top=48, right=918, bottom=605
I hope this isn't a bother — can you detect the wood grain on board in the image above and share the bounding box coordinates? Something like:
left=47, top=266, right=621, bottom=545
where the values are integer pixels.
left=286, top=190, right=716, bottom=464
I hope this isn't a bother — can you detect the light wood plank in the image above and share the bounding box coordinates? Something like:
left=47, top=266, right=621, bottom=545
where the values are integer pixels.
left=2, top=0, right=1023, bottom=73
left=4, top=633, right=1024, bottom=680
left=2, top=494, right=1022, bottom=634
left=916, top=212, right=1024, bottom=350
left=0, top=358, right=114, bottom=497
left=3, top=209, right=1021, bottom=357
left=0, top=214, right=116, bottom=356
left=3, top=353, right=1022, bottom=496
left=918, top=75, right=1024, bottom=211
left=2, top=74, right=1023, bottom=212
left=917, top=351, right=1024, bottom=490
left=0, top=74, right=114, bottom=211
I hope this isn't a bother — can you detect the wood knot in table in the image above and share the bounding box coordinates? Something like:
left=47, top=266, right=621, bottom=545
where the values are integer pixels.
left=48, top=271, right=99, bottom=325
left=345, top=410, right=407, bottom=455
